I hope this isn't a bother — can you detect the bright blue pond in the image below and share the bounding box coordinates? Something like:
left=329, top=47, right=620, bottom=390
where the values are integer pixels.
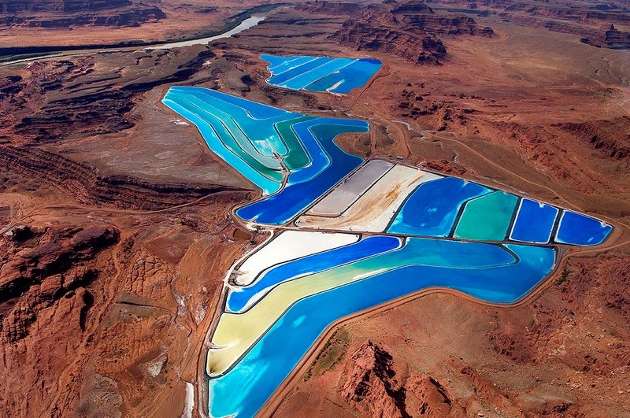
left=304, top=58, right=383, bottom=94
left=226, top=235, right=401, bottom=313
left=555, top=210, right=612, bottom=246
left=268, top=56, right=313, bottom=74
left=268, top=57, right=331, bottom=85
left=387, top=177, right=491, bottom=237
left=208, top=239, right=556, bottom=417
left=181, top=86, right=290, bottom=120
left=235, top=118, right=367, bottom=225
left=510, top=199, right=558, bottom=244
left=262, top=54, right=382, bottom=94
left=182, top=88, right=292, bottom=156
left=262, top=54, right=304, bottom=69
left=283, top=58, right=355, bottom=90
left=327, top=58, right=384, bottom=94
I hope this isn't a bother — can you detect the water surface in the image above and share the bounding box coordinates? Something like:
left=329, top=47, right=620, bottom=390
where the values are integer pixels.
left=209, top=239, right=556, bottom=417
left=262, top=54, right=382, bottom=94
left=388, top=177, right=490, bottom=237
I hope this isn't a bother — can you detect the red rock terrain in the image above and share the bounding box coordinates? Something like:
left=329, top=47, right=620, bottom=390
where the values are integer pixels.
left=581, top=24, right=630, bottom=49
left=428, top=0, right=630, bottom=49
left=0, top=0, right=281, bottom=48
left=0, top=0, right=165, bottom=28
left=320, top=0, right=494, bottom=64
left=0, top=1, right=628, bottom=417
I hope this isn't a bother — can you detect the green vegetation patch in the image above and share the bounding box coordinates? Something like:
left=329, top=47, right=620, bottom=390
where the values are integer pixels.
left=303, top=327, right=350, bottom=381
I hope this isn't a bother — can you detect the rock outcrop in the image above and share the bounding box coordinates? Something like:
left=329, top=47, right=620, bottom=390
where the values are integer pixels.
left=0, top=224, right=119, bottom=343
left=341, top=341, right=464, bottom=417
left=0, top=145, right=247, bottom=210
left=328, top=0, right=493, bottom=64
left=0, top=0, right=131, bottom=14
left=428, top=0, right=629, bottom=43
left=554, top=116, right=630, bottom=161
left=0, top=48, right=215, bottom=144
left=334, top=21, right=447, bottom=64
left=581, top=24, right=630, bottom=49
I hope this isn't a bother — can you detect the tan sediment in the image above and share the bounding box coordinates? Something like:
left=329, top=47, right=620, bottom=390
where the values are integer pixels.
left=296, top=165, right=441, bottom=232
left=305, top=159, right=394, bottom=217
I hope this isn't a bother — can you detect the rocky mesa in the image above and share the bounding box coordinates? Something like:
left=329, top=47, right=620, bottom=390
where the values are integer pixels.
left=326, top=0, right=494, bottom=64
left=0, top=0, right=165, bottom=28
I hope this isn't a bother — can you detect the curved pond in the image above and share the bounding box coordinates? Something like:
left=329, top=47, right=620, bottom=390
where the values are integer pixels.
left=160, top=87, right=613, bottom=418
left=226, top=235, right=401, bottom=313
left=208, top=239, right=556, bottom=417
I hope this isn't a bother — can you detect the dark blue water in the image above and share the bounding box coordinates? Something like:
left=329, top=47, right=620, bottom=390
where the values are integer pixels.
left=268, top=57, right=331, bottom=85
left=510, top=199, right=558, bottom=244
left=226, top=236, right=402, bottom=313
left=303, top=58, right=383, bottom=93
left=328, top=58, right=383, bottom=94
left=208, top=239, right=556, bottom=417
left=235, top=118, right=366, bottom=224
left=283, top=58, right=355, bottom=90
left=555, top=210, right=612, bottom=246
left=387, top=177, right=490, bottom=237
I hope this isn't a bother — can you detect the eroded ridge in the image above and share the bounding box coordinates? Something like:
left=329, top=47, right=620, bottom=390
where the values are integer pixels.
left=161, top=87, right=613, bottom=418
left=261, top=54, right=382, bottom=94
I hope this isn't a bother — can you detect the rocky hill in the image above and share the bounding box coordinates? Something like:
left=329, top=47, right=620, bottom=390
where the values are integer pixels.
left=0, top=0, right=165, bottom=27
left=325, top=0, right=493, bottom=64
left=429, top=0, right=630, bottom=48
left=581, top=24, right=630, bottom=49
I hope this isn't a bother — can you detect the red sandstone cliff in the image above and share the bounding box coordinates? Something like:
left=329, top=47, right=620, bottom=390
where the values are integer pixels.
left=581, top=24, right=630, bottom=49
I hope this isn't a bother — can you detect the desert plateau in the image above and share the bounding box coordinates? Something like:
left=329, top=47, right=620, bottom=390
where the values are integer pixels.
left=0, top=0, right=628, bottom=417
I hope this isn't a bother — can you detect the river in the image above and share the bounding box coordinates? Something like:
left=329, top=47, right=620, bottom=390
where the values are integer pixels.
left=0, top=15, right=266, bottom=67
left=147, top=15, right=265, bottom=50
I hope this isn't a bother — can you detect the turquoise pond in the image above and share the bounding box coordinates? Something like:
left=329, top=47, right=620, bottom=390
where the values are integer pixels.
left=386, top=176, right=612, bottom=247
left=159, top=87, right=614, bottom=418
left=235, top=119, right=366, bottom=224
left=162, top=86, right=368, bottom=222
left=261, top=54, right=383, bottom=94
